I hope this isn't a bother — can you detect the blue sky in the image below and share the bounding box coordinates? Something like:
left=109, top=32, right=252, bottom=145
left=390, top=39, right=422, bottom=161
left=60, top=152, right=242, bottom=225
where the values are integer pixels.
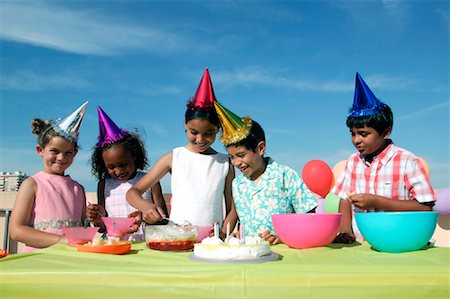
left=0, top=0, right=448, bottom=193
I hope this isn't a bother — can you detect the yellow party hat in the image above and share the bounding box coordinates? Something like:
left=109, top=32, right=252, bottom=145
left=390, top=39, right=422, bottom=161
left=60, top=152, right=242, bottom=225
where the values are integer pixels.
left=214, top=101, right=252, bottom=146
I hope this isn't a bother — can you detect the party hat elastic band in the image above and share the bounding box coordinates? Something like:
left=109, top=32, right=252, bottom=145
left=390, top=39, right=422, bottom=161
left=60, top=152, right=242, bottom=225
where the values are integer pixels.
left=214, top=101, right=252, bottom=146
left=349, top=72, right=386, bottom=117
left=96, top=106, right=129, bottom=147
left=188, top=67, right=216, bottom=110
left=50, top=101, right=88, bottom=142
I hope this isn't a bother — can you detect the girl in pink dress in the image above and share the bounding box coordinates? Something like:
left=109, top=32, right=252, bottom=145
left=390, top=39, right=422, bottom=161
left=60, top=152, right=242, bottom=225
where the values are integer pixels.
left=10, top=102, right=88, bottom=251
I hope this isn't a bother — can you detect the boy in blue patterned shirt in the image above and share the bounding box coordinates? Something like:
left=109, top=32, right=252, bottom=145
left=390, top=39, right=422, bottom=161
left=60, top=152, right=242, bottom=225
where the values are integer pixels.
left=214, top=102, right=317, bottom=244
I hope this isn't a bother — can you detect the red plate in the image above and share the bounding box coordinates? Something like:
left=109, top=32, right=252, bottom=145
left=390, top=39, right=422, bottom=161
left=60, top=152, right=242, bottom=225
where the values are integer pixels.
left=0, top=249, right=9, bottom=258
left=76, top=242, right=132, bottom=255
left=147, top=240, right=195, bottom=251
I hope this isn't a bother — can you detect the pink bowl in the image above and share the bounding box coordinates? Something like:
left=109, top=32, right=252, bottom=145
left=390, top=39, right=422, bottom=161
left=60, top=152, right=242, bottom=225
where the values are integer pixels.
left=62, top=227, right=99, bottom=247
left=101, top=217, right=135, bottom=237
left=272, top=213, right=342, bottom=249
left=196, top=225, right=212, bottom=242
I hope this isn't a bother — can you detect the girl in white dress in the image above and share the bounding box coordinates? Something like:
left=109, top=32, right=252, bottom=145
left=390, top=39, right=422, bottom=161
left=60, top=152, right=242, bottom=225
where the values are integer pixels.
left=127, top=68, right=236, bottom=235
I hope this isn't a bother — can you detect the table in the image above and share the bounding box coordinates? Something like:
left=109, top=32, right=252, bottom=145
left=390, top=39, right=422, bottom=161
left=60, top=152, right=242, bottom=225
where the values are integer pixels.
left=1, top=242, right=448, bottom=299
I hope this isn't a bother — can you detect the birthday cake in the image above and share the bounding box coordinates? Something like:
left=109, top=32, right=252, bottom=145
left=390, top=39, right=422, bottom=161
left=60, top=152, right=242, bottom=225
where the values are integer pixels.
left=193, top=236, right=271, bottom=260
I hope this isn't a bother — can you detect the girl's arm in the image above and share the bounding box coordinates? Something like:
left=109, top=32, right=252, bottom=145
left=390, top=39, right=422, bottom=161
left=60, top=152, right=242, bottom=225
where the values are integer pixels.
left=80, top=185, right=87, bottom=224
left=127, top=151, right=172, bottom=223
left=97, top=179, right=106, bottom=209
left=86, top=180, right=106, bottom=229
left=10, top=178, right=66, bottom=248
left=222, top=162, right=237, bottom=235
left=150, top=181, right=169, bottom=219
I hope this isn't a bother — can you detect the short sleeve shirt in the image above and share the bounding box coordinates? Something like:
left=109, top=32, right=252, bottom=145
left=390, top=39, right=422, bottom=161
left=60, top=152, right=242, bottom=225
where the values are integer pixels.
left=332, top=142, right=435, bottom=211
left=233, top=158, right=317, bottom=237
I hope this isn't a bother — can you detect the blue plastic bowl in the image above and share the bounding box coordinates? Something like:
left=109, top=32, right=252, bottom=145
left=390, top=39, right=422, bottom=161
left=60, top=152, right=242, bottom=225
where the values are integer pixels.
left=355, top=211, right=438, bottom=253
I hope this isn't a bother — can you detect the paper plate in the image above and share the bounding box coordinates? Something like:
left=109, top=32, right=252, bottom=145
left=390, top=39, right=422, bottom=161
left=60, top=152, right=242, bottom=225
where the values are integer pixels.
left=76, top=242, right=132, bottom=255
left=188, top=252, right=280, bottom=264
left=0, top=249, right=9, bottom=258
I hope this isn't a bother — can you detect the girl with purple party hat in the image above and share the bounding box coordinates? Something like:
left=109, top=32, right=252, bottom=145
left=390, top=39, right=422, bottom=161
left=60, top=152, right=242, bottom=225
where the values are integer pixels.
left=87, top=106, right=166, bottom=241
left=127, top=68, right=236, bottom=236
left=10, top=101, right=89, bottom=251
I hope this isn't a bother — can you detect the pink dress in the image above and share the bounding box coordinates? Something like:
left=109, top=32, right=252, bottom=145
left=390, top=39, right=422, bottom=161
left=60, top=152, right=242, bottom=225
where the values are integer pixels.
left=24, top=171, right=85, bottom=251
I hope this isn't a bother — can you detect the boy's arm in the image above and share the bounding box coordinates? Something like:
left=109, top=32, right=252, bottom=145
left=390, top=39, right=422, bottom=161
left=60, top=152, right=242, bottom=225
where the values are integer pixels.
left=348, top=193, right=432, bottom=211
left=333, top=198, right=356, bottom=243
left=222, top=162, right=237, bottom=235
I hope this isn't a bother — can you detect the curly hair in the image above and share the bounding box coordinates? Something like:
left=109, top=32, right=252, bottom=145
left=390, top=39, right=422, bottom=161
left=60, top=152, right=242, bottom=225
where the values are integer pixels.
left=90, top=133, right=148, bottom=180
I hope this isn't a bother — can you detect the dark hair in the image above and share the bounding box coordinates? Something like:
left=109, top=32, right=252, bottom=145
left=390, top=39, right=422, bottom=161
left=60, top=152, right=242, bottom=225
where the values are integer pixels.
left=346, top=104, right=393, bottom=135
left=90, top=133, right=148, bottom=180
left=184, top=106, right=221, bottom=128
left=226, top=120, right=265, bottom=152
left=31, top=118, right=79, bottom=149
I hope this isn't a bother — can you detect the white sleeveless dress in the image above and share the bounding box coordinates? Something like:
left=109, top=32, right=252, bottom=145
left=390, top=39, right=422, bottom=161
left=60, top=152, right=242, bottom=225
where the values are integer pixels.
left=169, top=146, right=229, bottom=226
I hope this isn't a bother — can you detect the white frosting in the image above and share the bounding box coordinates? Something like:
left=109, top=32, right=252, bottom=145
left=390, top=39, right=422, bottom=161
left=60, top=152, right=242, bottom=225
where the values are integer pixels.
left=193, top=236, right=271, bottom=260
left=201, top=236, right=223, bottom=245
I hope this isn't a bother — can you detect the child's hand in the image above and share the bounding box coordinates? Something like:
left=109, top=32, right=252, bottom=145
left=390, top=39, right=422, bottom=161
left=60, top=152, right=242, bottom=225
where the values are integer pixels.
left=259, top=230, right=282, bottom=245
left=333, top=231, right=356, bottom=244
left=142, top=204, right=165, bottom=224
left=86, top=203, right=106, bottom=226
left=347, top=193, right=378, bottom=210
left=128, top=211, right=142, bottom=233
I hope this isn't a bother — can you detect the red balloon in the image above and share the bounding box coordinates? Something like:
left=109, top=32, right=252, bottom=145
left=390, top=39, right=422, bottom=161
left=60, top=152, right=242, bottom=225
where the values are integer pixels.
left=302, top=160, right=333, bottom=198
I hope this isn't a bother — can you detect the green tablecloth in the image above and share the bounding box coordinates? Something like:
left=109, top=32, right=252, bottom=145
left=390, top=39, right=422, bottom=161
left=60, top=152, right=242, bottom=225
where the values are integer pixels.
left=1, top=242, right=449, bottom=299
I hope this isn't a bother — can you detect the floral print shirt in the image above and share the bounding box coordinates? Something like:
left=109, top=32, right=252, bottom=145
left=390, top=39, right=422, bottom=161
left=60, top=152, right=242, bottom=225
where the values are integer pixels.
left=233, top=158, right=317, bottom=237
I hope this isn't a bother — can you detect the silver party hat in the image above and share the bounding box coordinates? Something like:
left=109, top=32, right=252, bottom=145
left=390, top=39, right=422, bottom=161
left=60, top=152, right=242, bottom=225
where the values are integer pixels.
left=51, top=101, right=88, bottom=142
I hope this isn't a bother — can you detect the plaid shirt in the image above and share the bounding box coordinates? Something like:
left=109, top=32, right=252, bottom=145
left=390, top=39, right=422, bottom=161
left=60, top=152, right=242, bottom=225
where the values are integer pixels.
left=104, top=171, right=152, bottom=241
left=332, top=141, right=435, bottom=209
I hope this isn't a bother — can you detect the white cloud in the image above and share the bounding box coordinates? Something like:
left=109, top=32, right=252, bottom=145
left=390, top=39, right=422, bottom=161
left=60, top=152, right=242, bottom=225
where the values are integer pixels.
left=396, top=100, right=449, bottom=122
left=136, top=121, right=170, bottom=138
left=136, top=85, right=185, bottom=97
left=0, top=2, right=187, bottom=56
left=147, top=123, right=170, bottom=137
left=217, top=67, right=353, bottom=92
left=0, top=70, right=91, bottom=91
left=362, top=74, right=417, bottom=90
left=337, top=0, right=411, bottom=30
left=217, top=68, right=436, bottom=93
left=267, top=128, right=298, bottom=136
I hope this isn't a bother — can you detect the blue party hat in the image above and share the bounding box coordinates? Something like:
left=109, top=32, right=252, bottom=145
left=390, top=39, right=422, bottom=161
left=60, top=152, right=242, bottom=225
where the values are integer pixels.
left=349, top=73, right=386, bottom=117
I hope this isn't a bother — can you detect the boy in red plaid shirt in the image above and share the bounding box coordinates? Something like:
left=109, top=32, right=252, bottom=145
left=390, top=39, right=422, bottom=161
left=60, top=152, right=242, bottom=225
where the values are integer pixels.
left=332, top=73, right=435, bottom=243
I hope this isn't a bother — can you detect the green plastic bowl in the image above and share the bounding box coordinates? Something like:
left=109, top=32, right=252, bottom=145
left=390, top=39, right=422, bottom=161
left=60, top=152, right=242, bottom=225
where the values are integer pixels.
left=355, top=211, right=438, bottom=253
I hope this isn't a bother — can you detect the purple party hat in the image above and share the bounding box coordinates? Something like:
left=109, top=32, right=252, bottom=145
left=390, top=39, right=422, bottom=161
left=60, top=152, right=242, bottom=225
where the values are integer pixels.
left=96, top=106, right=129, bottom=147
left=349, top=73, right=386, bottom=117
left=50, top=101, right=88, bottom=143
